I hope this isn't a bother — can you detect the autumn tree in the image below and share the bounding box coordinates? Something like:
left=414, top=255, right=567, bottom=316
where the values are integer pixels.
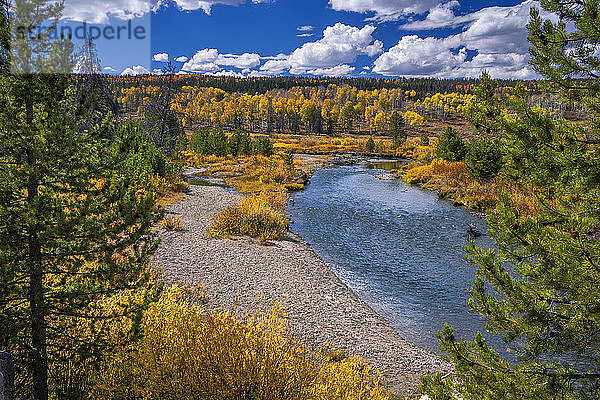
left=300, top=101, right=317, bottom=133
left=422, top=1, right=600, bottom=398
left=339, top=101, right=356, bottom=133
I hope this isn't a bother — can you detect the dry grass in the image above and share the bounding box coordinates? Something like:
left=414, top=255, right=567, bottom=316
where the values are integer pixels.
left=268, top=133, right=395, bottom=155
left=153, top=174, right=190, bottom=206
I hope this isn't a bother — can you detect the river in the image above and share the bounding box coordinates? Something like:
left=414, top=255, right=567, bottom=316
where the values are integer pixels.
left=289, top=162, right=504, bottom=354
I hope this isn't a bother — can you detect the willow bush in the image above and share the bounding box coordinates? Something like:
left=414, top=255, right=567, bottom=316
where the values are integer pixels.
left=91, top=286, right=390, bottom=400
left=208, top=191, right=289, bottom=241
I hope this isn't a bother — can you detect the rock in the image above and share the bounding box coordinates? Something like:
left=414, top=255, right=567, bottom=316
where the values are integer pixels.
left=374, top=173, right=396, bottom=181
left=467, top=224, right=482, bottom=238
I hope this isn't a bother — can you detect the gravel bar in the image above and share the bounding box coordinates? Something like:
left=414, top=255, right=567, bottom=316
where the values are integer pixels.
left=153, top=185, right=450, bottom=397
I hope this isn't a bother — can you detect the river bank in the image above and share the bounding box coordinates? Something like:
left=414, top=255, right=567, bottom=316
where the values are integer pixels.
left=153, top=184, right=450, bottom=398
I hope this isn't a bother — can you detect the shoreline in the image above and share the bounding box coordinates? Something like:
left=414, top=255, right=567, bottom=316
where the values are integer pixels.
left=153, top=184, right=451, bottom=397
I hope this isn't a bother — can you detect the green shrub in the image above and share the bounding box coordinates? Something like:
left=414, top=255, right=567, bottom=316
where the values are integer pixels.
left=465, top=137, right=503, bottom=180
left=436, top=127, right=466, bottom=161
left=189, top=128, right=210, bottom=155
left=283, top=150, right=294, bottom=170
left=208, top=129, right=229, bottom=156
left=228, top=130, right=252, bottom=156
left=420, top=133, right=430, bottom=146
left=115, top=120, right=176, bottom=181
left=190, top=128, right=229, bottom=156
left=365, top=137, right=375, bottom=152
left=254, top=137, right=274, bottom=157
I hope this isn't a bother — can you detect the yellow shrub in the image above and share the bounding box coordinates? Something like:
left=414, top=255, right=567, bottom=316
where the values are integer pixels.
left=92, top=286, right=391, bottom=400
left=208, top=191, right=289, bottom=241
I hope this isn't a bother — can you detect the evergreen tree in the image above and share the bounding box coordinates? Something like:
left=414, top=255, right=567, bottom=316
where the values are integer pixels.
left=74, top=35, right=119, bottom=134
left=435, top=127, right=466, bottom=161
left=74, top=35, right=101, bottom=74
left=389, top=110, right=406, bottom=146
left=422, top=1, right=600, bottom=398
left=464, top=137, right=504, bottom=180
left=0, top=2, right=160, bottom=399
left=365, top=136, right=375, bottom=153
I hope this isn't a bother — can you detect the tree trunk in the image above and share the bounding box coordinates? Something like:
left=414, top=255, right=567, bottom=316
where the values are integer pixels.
left=25, top=99, right=48, bottom=400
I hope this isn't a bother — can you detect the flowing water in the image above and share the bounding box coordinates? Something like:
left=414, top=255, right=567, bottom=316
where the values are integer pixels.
left=289, top=163, right=505, bottom=354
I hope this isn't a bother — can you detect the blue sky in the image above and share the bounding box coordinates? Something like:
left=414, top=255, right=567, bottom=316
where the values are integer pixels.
left=60, top=0, right=554, bottom=79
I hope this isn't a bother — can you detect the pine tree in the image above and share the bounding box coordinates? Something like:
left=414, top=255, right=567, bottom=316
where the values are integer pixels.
left=389, top=110, right=406, bottom=147
left=74, top=35, right=119, bottom=132
left=435, top=127, right=466, bottom=161
left=74, top=34, right=101, bottom=74
left=0, top=2, right=161, bottom=399
left=422, top=1, right=600, bottom=398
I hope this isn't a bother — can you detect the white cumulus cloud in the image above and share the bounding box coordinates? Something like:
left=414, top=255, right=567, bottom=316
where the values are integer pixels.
left=175, top=56, right=189, bottom=62
left=399, top=1, right=459, bottom=30
left=288, top=23, right=383, bottom=73
left=120, top=65, right=151, bottom=75
left=181, top=49, right=262, bottom=73
left=217, top=53, right=261, bottom=69
left=152, top=52, right=169, bottom=62
left=329, top=0, right=441, bottom=21
left=208, top=69, right=246, bottom=77
left=373, top=0, right=555, bottom=79
left=373, top=35, right=465, bottom=76
left=259, top=56, right=290, bottom=75
left=172, top=0, right=271, bottom=14
left=307, top=64, right=355, bottom=76
left=62, top=0, right=154, bottom=23
left=62, top=0, right=271, bottom=23
left=181, top=48, right=220, bottom=73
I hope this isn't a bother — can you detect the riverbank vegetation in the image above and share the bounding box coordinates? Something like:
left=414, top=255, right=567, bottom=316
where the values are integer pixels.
left=208, top=191, right=290, bottom=242
left=400, top=93, right=538, bottom=212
